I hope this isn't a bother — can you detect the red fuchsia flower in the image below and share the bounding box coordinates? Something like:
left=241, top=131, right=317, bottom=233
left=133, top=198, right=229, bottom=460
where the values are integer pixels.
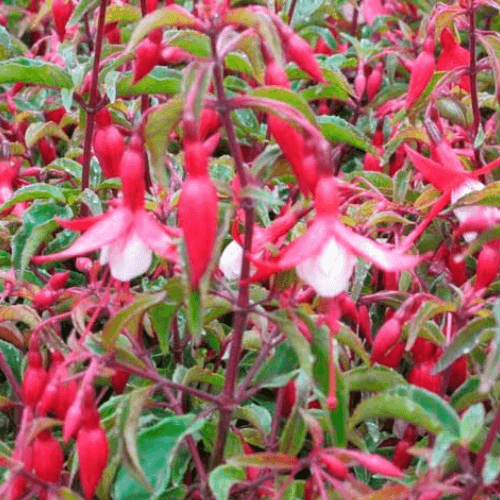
left=250, top=176, right=420, bottom=297
left=178, top=133, right=218, bottom=289
left=366, top=62, right=384, bottom=101
left=93, top=108, right=125, bottom=178
left=33, top=135, right=179, bottom=281
left=219, top=207, right=303, bottom=280
left=474, top=242, right=500, bottom=292
left=405, top=35, right=435, bottom=110
left=436, top=28, right=470, bottom=92
left=22, top=346, right=48, bottom=409
left=33, top=429, right=64, bottom=483
left=361, top=0, right=389, bottom=25
left=407, top=360, right=443, bottom=394
left=371, top=317, right=404, bottom=368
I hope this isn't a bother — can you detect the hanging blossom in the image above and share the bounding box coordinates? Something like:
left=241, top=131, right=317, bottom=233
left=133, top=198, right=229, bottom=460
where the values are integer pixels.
left=248, top=176, right=420, bottom=297
left=33, top=135, right=179, bottom=281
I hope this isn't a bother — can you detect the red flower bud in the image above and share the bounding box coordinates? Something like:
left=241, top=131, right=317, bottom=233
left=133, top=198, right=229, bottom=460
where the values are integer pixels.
left=407, top=361, right=443, bottom=393
left=447, top=250, right=468, bottom=286
left=392, top=439, right=413, bottom=469
left=354, top=62, right=366, bottom=101
left=120, top=135, right=146, bottom=212
left=437, top=28, right=470, bottom=92
left=282, top=380, right=296, bottom=417
left=38, top=137, right=57, bottom=166
left=22, top=350, right=48, bottom=408
left=47, top=271, right=70, bottom=290
left=77, top=409, right=109, bottom=500
left=405, top=36, right=435, bottom=109
left=52, top=0, right=74, bottom=42
left=33, top=429, right=64, bottom=483
left=371, top=318, right=404, bottom=368
left=411, top=337, right=437, bottom=363
left=346, top=450, right=404, bottom=478
left=199, top=108, right=221, bottom=140
left=277, top=22, right=326, bottom=83
left=63, top=397, right=82, bottom=443
left=44, top=106, right=65, bottom=124
left=111, top=368, right=130, bottom=394
left=133, top=29, right=162, bottom=83
left=319, top=454, right=348, bottom=480
left=33, top=290, right=59, bottom=310
left=474, top=243, right=500, bottom=291
left=55, top=379, right=78, bottom=420
left=104, top=22, right=121, bottom=44
left=447, top=356, right=468, bottom=392
left=366, top=62, right=384, bottom=101
left=93, top=109, right=126, bottom=178
left=145, top=0, right=158, bottom=12
left=363, top=152, right=382, bottom=172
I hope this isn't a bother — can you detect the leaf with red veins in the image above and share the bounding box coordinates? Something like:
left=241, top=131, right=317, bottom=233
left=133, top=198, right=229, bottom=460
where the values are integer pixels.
left=331, top=219, right=421, bottom=271
left=33, top=208, right=132, bottom=263
left=404, top=146, right=468, bottom=192
left=133, top=210, right=178, bottom=261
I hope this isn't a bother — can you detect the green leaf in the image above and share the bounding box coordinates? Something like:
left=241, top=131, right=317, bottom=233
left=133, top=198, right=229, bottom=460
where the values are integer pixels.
left=437, top=97, right=471, bottom=128
left=0, top=58, right=72, bottom=88
left=186, top=289, right=202, bottom=340
left=318, top=115, right=378, bottom=154
left=301, top=79, right=350, bottom=102
left=435, top=316, right=495, bottom=373
left=58, top=487, right=85, bottom=500
left=0, top=26, right=25, bottom=60
left=127, top=7, right=199, bottom=50
left=228, top=453, right=298, bottom=470
left=483, top=453, right=500, bottom=485
left=168, top=30, right=211, bottom=58
left=25, top=121, right=69, bottom=147
left=337, top=322, right=370, bottom=365
left=102, top=292, right=166, bottom=351
left=114, top=414, right=203, bottom=500
left=116, top=68, right=182, bottom=97
left=47, top=158, right=83, bottom=180
left=105, top=4, right=141, bottom=23
left=148, top=302, right=179, bottom=355
left=120, top=387, right=155, bottom=493
left=450, top=376, right=490, bottom=412
left=209, top=465, right=246, bottom=500
left=67, top=0, right=99, bottom=26
left=385, top=385, right=461, bottom=437
left=250, top=86, right=317, bottom=125
left=481, top=300, right=500, bottom=393
left=460, top=404, right=485, bottom=443
left=254, top=342, right=299, bottom=388
left=345, top=365, right=407, bottom=393
left=0, top=183, right=66, bottom=213
left=0, top=304, right=40, bottom=330
left=480, top=34, right=500, bottom=108
left=431, top=432, right=457, bottom=467
left=349, top=393, right=444, bottom=436
left=0, top=340, right=22, bottom=384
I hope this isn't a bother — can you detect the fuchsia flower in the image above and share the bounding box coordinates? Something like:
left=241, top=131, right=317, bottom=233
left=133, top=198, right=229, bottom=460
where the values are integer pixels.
left=33, top=136, right=179, bottom=281
left=437, top=28, right=470, bottom=92
left=250, top=176, right=420, bottom=297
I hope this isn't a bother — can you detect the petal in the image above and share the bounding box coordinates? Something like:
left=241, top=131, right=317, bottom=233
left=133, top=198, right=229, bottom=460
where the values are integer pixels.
left=55, top=214, right=105, bottom=232
left=296, top=237, right=356, bottom=297
left=133, top=210, right=178, bottom=261
left=33, top=208, right=132, bottom=263
left=331, top=220, right=420, bottom=272
left=108, top=231, right=153, bottom=281
left=405, top=145, right=468, bottom=192
left=219, top=240, right=244, bottom=280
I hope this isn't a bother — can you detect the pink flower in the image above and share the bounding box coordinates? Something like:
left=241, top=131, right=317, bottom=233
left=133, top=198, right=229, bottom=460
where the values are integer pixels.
left=33, top=136, right=178, bottom=281
left=250, top=176, right=420, bottom=297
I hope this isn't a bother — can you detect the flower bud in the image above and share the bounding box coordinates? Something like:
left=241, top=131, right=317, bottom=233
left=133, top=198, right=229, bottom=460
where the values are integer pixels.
left=133, top=29, right=162, bottom=83
left=407, top=360, right=443, bottom=393
left=405, top=36, right=435, bottom=109
left=33, top=429, right=64, bottom=483
left=52, top=0, right=74, bottom=41
left=474, top=243, right=500, bottom=291
left=371, top=318, right=404, bottom=368
left=22, top=350, right=48, bottom=408
left=319, top=454, right=348, bottom=480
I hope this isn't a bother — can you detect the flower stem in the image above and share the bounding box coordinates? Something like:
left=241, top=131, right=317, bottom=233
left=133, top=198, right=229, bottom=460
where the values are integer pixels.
left=80, top=0, right=107, bottom=194
left=209, top=24, right=255, bottom=469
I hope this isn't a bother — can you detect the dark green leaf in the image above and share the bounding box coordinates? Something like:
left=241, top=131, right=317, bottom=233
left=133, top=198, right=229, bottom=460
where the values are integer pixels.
left=319, top=115, right=378, bottom=154
left=0, top=58, right=72, bottom=88
left=116, top=68, right=182, bottom=97
left=0, top=183, right=66, bottom=213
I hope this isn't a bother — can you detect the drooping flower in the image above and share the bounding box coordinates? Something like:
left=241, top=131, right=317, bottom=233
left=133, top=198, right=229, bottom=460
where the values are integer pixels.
left=405, top=35, right=435, bottom=110
left=33, top=136, right=179, bottom=281
left=436, top=28, right=470, bottom=92
left=250, top=176, right=420, bottom=297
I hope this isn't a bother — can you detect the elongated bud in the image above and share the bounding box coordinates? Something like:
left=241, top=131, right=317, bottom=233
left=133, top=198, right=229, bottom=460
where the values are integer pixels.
left=319, top=454, right=348, bottom=480
left=63, top=396, right=82, bottom=443
left=371, top=317, right=404, bottom=368
left=120, top=135, right=145, bottom=212
left=47, top=271, right=70, bottom=290
left=346, top=450, right=404, bottom=478
left=22, top=349, right=48, bottom=408
left=52, top=0, right=74, bottom=42
left=133, top=29, right=162, bottom=83
left=392, top=440, right=413, bottom=469
left=367, top=62, right=384, bottom=101
left=93, top=109, right=126, bottom=178
left=77, top=395, right=108, bottom=500
left=474, top=243, right=500, bottom=291
left=111, top=368, right=130, bottom=394
left=405, top=36, right=435, bottom=109
left=447, top=356, right=468, bottom=392
left=354, top=61, right=366, bottom=100
left=276, top=21, right=326, bottom=82
left=411, top=337, right=437, bottom=363
left=33, top=429, right=64, bottom=483
left=38, top=137, right=57, bottom=165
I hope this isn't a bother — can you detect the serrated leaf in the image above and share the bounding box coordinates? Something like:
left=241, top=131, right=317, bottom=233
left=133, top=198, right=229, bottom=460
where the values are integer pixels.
left=102, top=292, right=166, bottom=351
left=0, top=58, right=72, bottom=88
left=209, top=465, right=246, bottom=500
left=435, top=316, right=495, bottom=373
left=318, top=115, right=377, bottom=154
left=345, top=365, right=407, bottom=393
